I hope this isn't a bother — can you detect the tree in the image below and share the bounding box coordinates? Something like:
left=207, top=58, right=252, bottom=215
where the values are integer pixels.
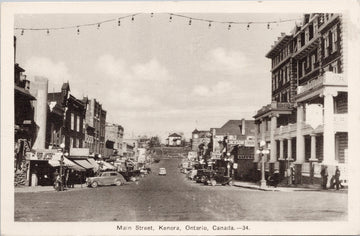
left=149, top=136, right=161, bottom=148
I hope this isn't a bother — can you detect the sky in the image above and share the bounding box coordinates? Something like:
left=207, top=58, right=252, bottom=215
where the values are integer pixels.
left=14, top=13, right=302, bottom=140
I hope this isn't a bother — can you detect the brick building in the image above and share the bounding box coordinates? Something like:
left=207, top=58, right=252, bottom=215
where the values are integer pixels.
left=48, top=83, right=86, bottom=153
left=83, top=98, right=107, bottom=157
left=105, top=122, right=124, bottom=156
left=254, top=13, right=347, bottom=185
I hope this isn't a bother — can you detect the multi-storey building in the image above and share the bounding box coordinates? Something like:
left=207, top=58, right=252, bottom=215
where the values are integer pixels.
left=210, top=119, right=256, bottom=180
left=83, top=98, right=107, bottom=157
left=48, top=83, right=86, bottom=153
left=105, top=122, right=124, bottom=155
left=254, top=13, right=347, bottom=186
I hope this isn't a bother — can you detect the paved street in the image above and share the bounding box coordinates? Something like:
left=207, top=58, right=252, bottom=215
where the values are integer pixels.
left=15, top=155, right=347, bottom=222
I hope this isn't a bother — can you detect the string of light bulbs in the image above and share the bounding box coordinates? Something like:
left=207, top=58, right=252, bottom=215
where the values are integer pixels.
left=15, top=12, right=301, bottom=35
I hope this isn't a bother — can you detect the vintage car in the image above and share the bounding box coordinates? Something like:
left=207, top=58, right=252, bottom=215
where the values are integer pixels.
left=158, top=168, right=167, bottom=176
left=194, top=169, right=212, bottom=183
left=86, top=171, right=126, bottom=188
left=204, top=170, right=233, bottom=186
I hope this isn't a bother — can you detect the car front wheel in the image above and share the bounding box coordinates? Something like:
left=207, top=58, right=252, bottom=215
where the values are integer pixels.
left=115, top=180, right=122, bottom=186
left=91, top=181, right=98, bottom=188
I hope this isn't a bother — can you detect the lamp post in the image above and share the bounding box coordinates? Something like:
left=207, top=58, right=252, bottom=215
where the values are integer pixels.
left=59, top=143, right=65, bottom=191
left=256, top=140, right=269, bottom=188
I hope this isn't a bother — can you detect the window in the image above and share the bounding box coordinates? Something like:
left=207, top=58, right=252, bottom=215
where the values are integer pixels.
left=311, top=54, right=316, bottom=69
left=324, top=34, right=329, bottom=57
left=302, top=60, right=306, bottom=76
left=76, top=116, right=80, bottom=132
left=331, top=28, right=338, bottom=53
left=70, top=137, right=73, bottom=148
left=71, top=113, right=74, bottom=130
left=76, top=139, right=79, bottom=148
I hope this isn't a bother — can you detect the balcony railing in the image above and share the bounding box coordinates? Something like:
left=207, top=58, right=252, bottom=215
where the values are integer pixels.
left=297, top=72, right=346, bottom=95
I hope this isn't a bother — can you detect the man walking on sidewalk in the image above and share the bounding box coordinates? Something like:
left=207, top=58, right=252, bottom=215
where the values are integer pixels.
left=320, top=166, right=328, bottom=190
left=335, top=166, right=341, bottom=190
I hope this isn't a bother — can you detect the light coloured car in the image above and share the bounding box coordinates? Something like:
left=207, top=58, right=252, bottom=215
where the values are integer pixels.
left=158, top=168, right=167, bottom=176
left=86, top=171, right=125, bottom=188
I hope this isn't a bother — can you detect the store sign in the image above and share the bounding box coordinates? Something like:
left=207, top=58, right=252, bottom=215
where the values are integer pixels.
left=85, top=134, right=94, bottom=143
left=245, top=140, right=255, bottom=147
left=228, top=140, right=244, bottom=145
left=211, top=152, right=222, bottom=160
left=28, top=149, right=61, bottom=160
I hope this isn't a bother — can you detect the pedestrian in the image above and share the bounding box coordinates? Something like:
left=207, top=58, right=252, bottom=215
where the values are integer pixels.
left=335, top=166, right=341, bottom=190
left=65, top=169, right=69, bottom=188
left=53, top=169, right=59, bottom=186
left=68, top=170, right=75, bottom=188
left=320, top=166, right=328, bottom=189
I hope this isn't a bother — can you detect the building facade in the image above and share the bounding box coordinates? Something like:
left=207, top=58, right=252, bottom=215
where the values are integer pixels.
left=83, top=98, right=107, bottom=157
left=167, top=133, right=182, bottom=146
left=210, top=119, right=256, bottom=180
left=48, top=83, right=87, bottom=153
left=105, top=122, right=124, bottom=156
left=191, top=129, right=212, bottom=152
left=254, top=13, right=347, bottom=185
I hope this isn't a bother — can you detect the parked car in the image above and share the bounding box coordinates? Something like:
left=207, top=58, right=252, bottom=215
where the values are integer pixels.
left=159, top=168, right=167, bottom=176
left=204, top=170, right=233, bottom=186
left=194, top=169, right=212, bottom=183
left=86, top=171, right=126, bottom=188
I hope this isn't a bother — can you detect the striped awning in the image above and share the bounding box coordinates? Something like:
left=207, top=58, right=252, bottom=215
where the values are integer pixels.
left=72, top=159, right=94, bottom=169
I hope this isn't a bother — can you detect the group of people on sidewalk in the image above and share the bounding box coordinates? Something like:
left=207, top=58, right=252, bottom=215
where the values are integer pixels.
left=53, top=169, right=78, bottom=191
left=321, top=166, right=342, bottom=190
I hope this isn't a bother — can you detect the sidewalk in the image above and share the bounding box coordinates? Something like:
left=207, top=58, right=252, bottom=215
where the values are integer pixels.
left=233, top=181, right=348, bottom=193
left=15, top=184, right=88, bottom=193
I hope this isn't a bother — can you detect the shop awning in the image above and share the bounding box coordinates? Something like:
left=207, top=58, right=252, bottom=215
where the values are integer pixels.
left=48, top=154, right=86, bottom=171
left=87, top=158, right=99, bottom=171
left=100, top=161, right=116, bottom=170
left=72, top=160, right=93, bottom=169
left=69, top=164, right=86, bottom=172
left=48, top=155, right=76, bottom=167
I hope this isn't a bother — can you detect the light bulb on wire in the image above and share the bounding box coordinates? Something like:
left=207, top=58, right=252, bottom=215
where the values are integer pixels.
left=169, top=14, right=173, bottom=22
left=247, top=24, right=250, bottom=30
left=189, top=18, right=192, bottom=25
left=47, top=29, right=50, bottom=35
left=208, top=21, right=212, bottom=28
left=228, top=24, right=231, bottom=30
left=150, top=13, right=154, bottom=18
left=77, top=27, right=80, bottom=35
left=131, top=15, right=135, bottom=22
left=267, top=23, right=270, bottom=29
left=97, top=23, right=100, bottom=29
left=21, top=29, right=24, bottom=35
left=118, top=18, right=121, bottom=26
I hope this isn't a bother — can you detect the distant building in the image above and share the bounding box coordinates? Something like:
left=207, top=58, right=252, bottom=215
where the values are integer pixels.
left=167, top=133, right=182, bottom=146
left=83, top=98, right=107, bottom=157
left=105, top=122, right=124, bottom=156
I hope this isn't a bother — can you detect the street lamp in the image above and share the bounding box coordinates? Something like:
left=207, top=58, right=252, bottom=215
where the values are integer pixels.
left=59, top=143, right=65, bottom=191
left=256, top=140, right=270, bottom=188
